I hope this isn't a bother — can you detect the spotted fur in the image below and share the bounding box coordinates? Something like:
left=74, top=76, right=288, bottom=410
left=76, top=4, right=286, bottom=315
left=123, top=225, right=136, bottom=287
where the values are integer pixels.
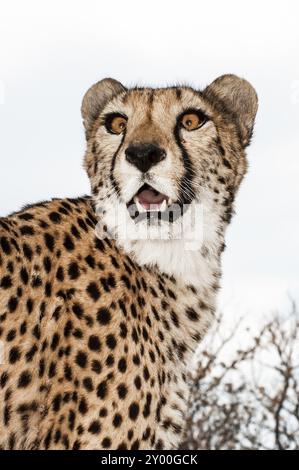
left=0, top=75, right=257, bottom=449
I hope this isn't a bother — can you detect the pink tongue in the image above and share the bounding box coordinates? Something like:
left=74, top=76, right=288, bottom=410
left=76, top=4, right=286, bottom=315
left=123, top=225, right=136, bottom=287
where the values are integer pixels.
left=137, top=189, right=167, bottom=210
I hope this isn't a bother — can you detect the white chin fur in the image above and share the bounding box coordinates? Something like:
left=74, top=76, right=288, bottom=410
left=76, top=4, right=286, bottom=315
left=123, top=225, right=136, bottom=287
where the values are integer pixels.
left=94, top=194, right=222, bottom=286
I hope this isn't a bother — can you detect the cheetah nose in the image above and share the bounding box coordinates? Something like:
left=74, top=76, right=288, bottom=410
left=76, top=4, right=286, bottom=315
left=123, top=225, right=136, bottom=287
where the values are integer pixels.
left=125, top=143, right=166, bottom=173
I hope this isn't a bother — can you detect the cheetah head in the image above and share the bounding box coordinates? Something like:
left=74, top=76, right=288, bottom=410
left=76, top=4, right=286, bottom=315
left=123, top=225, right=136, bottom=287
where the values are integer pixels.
left=82, top=76, right=257, bottom=280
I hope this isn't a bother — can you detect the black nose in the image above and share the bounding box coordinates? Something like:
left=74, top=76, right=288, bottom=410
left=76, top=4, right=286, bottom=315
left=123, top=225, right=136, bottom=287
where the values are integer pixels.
left=125, top=143, right=166, bottom=173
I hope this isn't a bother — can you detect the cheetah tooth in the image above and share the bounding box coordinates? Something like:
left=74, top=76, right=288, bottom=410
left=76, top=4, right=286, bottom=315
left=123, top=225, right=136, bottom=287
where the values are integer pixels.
left=160, top=200, right=167, bottom=212
left=134, top=197, right=146, bottom=213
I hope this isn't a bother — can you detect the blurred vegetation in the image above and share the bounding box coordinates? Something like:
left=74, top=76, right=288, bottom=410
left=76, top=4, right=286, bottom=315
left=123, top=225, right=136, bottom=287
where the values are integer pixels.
left=180, top=301, right=299, bottom=450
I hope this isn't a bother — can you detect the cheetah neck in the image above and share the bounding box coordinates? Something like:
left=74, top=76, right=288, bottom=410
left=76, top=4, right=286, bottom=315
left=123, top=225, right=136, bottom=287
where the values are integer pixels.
left=120, top=238, right=222, bottom=289
left=94, top=194, right=225, bottom=289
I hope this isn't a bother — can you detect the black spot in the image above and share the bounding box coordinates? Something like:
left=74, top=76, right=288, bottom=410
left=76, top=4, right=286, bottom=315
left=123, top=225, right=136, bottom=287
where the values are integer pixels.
left=64, top=363, right=72, bottom=381
left=129, top=402, right=139, bottom=421
left=0, top=275, right=12, bottom=289
left=75, top=351, right=87, bottom=368
left=176, top=88, right=182, bottom=99
left=121, top=275, right=131, bottom=289
left=105, top=354, right=114, bottom=367
left=52, top=394, right=62, bottom=412
left=149, top=350, right=156, bottom=363
left=131, top=303, right=137, bottom=318
left=85, top=255, right=95, bottom=269
left=31, top=276, right=42, bottom=288
left=71, top=225, right=81, bottom=239
left=64, top=320, right=73, bottom=337
left=20, top=321, right=27, bottom=335
left=45, top=282, right=52, bottom=297
left=95, top=238, right=105, bottom=252
left=79, top=397, right=88, bottom=415
left=118, top=299, right=127, bottom=317
left=63, top=435, right=70, bottom=449
left=106, top=334, right=116, bottom=350
left=118, top=357, right=127, bottom=373
left=8, top=296, right=18, bottom=312
left=48, top=361, right=56, bottom=378
left=49, top=211, right=62, bottom=223
left=6, top=329, right=16, bottom=341
left=86, top=282, right=100, bottom=301
left=17, top=286, right=23, bottom=297
left=97, top=307, right=111, bottom=325
left=133, top=354, right=140, bottom=366
left=0, top=372, right=9, bottom=388
left=134, top=376, right=141, bottom=390
left=117, top=383, right=128, bottom=399
left=97, top=381, right=108, bottom=399
left=119, top=322, right=127, bottom=338
left=43, top=257, right=52, bottom=273
left=110, top=255, right=119, bottom=268
left=99, top=407, right=108, bottom=417
left=44, top=233, right=55, bottom=252
left=142, top=327, right=149, bottom=341
left=91, top=359, right=102, bottom=374
left=56, top=266, right=64, bottom=281
left=143, top=393, right=152, bottom=418
left=78, top=218, right=88, bottom=232
left=32, top=324, right=41, bottom=340
left=88, top=420, right=101, bottom=434
left=186, top=307, right=199, bottom=321
left=131, top=439, right=140, bottom=450
left=143, top=366, right=150, bottom=381
left=107, top=273, right=116, bottom=288
left=68, top=262, right=80, bottom=280
left=102, top=437, right=111, bottom=449
left=113, top=413, right=122, bottom=428
left=72, top=303, right=83, bottom=319
left=223, top=158, right=232, bottom=169
left=155, top=439, right=164, bottom=450
left=4, top=404, right=11, bottom=425
left=7, top=261, right=14, bottom=274
left=18, top=213, right=34, bottom=221
left=0, top=237, right=11, bottom=255
left=73, top=328, right=83, bottom=339
left=26, top=298, right=33, bottom=314
left=68, top=410, right=76, bottom=431
left=23, top=243, right=33, bottom=261
left=18, top=370, right=32, bottom=388
left=20, top=225, right=35, bottom=236
left=25, top=344, right=38, bottom=362
left=63, top=234, right=75, bottom=251
left=131, top=327, right=139, bottom=344
left=88, top=335, right=101, bottom=351
left=170, top=310, right=179, bottom=327
left=83, top=377, right=94, bottom=392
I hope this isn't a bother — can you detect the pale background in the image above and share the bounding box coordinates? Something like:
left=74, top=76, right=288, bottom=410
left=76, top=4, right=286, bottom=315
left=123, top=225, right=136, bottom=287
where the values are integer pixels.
left=0, top=0, right=298, bottom=322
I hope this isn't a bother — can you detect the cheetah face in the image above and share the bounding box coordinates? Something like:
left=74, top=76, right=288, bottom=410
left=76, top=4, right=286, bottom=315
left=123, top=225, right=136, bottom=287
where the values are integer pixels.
left=82, top=76, right=257, bottom=273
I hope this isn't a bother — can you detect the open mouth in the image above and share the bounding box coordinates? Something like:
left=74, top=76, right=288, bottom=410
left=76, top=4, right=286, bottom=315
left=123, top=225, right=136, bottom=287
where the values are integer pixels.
left=132, top=184, right=169, bottom=212
left=126, top=183, right=188, bottom=223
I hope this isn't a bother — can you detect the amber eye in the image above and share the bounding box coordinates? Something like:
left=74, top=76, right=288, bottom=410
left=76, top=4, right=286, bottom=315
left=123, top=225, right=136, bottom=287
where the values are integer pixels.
left=180, top=111, right=207, bottom=131
left=105, top=114, right=127, bottom=135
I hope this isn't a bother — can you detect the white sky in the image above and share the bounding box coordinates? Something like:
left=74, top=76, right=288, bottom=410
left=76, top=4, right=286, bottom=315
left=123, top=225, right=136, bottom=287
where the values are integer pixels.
left=0, top=0, right=298, bottom=320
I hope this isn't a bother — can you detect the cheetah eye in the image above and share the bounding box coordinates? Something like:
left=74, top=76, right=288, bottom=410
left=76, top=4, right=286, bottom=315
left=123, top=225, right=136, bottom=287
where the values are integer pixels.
left=105, top=113, right=128, bottom=135
left=180, top=111, right=207, bottom=131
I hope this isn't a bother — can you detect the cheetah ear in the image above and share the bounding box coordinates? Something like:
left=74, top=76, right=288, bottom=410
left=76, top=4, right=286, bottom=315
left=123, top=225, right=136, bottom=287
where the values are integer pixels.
left=81, top=78, right=126, bottom=139
left=203, top=74, right=258, bottom=147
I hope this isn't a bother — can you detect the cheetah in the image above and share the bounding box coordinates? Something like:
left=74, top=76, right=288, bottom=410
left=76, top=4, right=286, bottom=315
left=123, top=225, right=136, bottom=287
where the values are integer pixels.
left=0, top=75, right=258, bottom=450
